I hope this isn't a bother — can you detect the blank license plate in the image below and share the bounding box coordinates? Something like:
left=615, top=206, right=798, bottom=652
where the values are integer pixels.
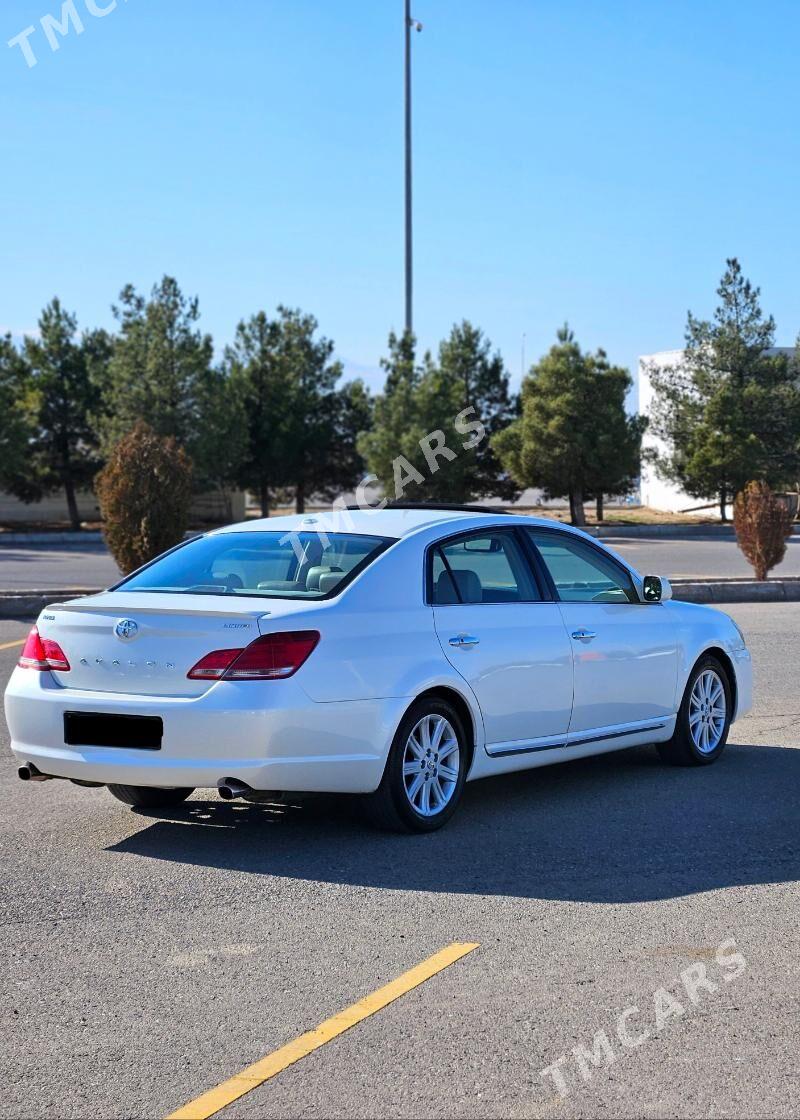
left=64, top=712, right=163, bottom=750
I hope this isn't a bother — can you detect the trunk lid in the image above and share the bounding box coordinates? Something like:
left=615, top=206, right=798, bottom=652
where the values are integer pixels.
left=36, top=591, right=319, bottom=697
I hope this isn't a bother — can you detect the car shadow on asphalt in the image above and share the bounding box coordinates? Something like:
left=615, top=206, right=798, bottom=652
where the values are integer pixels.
left=107, top=742, right=800, bottom=903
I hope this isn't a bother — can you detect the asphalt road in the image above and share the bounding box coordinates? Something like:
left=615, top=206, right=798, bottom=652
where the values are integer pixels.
left=1, top=602, right=799, bottom=1120
left=605, top=531, right=800, bottom=580
left=0, top=542, right=120, bottom=590
left=1, top=533, right=800, bottom=589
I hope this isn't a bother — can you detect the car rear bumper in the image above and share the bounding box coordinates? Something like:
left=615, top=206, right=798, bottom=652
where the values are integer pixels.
left=4, top=668, right=404, bottom=793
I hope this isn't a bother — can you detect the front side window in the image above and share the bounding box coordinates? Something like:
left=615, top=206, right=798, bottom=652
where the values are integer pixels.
left=526, top=530, right=636, bottom=604
left=116, top=532, right=393, bottom=599
left=431, top=531, right=540, bottom=604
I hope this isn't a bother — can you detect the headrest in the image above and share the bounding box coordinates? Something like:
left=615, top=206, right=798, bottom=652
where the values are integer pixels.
left=436, top=568, right=482, bottom=604
left=318, top=572, right=345, bottom=594
left=306, top=565, right=343, bottom=590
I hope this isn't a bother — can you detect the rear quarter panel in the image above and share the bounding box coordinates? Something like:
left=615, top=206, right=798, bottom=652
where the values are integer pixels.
left=288, top=537, right=487, bottom=767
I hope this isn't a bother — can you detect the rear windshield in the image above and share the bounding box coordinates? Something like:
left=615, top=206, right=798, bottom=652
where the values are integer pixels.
left=115, top=532, right=394, bottom=599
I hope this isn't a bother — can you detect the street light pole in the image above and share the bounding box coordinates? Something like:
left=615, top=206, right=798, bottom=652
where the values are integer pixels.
left=404, top=2, right=421, bottom=337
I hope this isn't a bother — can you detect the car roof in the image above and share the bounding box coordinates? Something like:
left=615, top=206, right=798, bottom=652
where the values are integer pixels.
left=212, top=507, right=574, bottom=540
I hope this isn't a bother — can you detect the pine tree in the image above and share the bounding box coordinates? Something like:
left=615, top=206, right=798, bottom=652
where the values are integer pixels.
left=357, top=331, right=431, bottom=502
left=229, top=307, right=368, bottom=515
left=360, top=324, right=517, bottom=504
left=226, top=312, right=286, bottom=517
left=649, top=259, right=800, bottom=519
left=493, top=326, right=643, bottom=526
left=103, top=276, right=213, bottom=453
left=192, top=366, right=248, bottom=519
left=13, top=301, right=110, bottom=530
left=419, top=322, right=518, bottom=501
left=0, top=335, right=33, bottom=494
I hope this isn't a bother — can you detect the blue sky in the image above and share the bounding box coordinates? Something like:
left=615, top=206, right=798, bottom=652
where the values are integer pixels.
left=2, top=0, right=799, bottom=392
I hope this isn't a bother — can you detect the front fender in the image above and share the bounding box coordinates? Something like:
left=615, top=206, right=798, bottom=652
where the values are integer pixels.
left=666, top=601, right=752, bottom=720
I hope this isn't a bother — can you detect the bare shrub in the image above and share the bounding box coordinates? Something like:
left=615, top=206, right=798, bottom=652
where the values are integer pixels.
left=95, top=421, right=193, bottom=574
left=733, top=480, right=793, bottom=581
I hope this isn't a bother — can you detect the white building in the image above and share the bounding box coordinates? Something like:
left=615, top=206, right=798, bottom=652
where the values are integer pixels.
left=638, top=347, right=795, bottom=516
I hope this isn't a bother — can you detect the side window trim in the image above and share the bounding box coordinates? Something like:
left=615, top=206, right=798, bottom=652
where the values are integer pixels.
left=514, top=526, right=557, bottom=601
left=426, top=527, right=544, bottom=605
left=524, top=526, right=638, bottom=604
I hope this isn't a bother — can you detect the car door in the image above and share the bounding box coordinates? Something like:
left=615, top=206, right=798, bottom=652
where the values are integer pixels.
left=525, top=528, right=679, bottom=737
left=430, top=528, right=573, bottom=753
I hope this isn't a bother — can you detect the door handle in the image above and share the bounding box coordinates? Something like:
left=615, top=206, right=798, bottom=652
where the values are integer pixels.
left=571, top=629, right=597, bottom=641
left=449, top=634, right=480, bottom=647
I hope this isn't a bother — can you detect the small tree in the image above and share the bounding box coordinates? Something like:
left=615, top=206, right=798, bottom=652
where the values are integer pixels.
left=95, top=421, right=193, bottom=574
left=733, top=480, right=793, bottom=580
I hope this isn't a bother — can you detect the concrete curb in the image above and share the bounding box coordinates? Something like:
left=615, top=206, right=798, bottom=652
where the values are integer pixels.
left=0, top=590, right=103, bottom=618
left=670, top=578, right=800, bottom=604
left=590, top=523, right=800, bottom=540
left=589, top=524, right=734, bottom=539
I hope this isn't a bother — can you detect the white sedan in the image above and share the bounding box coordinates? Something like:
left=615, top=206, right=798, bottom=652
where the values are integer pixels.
left=4, top=506, right=752, bottom=832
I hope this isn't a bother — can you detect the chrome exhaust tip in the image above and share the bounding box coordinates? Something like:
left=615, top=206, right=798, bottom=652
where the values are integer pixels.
left=217, top=778, right=282, bottom=803
left=18, top=763, right=52, bottom=782
left=217, top=778, right=251, bottom=801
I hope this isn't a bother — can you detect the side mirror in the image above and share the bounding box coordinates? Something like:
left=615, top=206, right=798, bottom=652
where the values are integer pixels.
left=641, top=574, right=672, bottom=603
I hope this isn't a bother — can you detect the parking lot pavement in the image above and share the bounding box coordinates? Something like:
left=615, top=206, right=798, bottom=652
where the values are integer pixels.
left=1, top=603, right=799, bottom=1120
left=605, top=532, right=800, bottom=580
left=0, top=543, right=120, bottom=589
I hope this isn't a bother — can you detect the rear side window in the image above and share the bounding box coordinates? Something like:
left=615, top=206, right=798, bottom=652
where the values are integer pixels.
left=431, top=531, right=541, bottom=604
left=526, top=530, right=636, bottom=604
left=116, top=532, right=394, bottom=599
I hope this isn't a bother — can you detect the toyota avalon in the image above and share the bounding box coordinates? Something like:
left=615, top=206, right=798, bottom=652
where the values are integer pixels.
left=4, top=506, right=753, bottom=832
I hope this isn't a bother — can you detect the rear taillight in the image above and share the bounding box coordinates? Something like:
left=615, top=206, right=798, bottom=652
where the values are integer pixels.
left=185, top=647, right=244, bottom=680
left=18, top=626, right=71, bottom=672
left=187, top=631, right=320, bottom=682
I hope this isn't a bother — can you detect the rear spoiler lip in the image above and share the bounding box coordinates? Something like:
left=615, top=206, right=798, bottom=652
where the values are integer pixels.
left=41, top=594, right=322, bottom=621
left=44, top=598, right=274, bottom=620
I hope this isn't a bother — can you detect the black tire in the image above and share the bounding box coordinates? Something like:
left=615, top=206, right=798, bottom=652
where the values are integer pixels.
left=364, top=697, right=469, bottom=833
left=657, top=655, right=732, bottom=767
left=107, top=784, right=195, bottom=808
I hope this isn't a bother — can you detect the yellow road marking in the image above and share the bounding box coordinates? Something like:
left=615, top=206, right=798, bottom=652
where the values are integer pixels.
left=0, top=638, right=25, bottom=652
left=166, top=941, right=479, bottom=1120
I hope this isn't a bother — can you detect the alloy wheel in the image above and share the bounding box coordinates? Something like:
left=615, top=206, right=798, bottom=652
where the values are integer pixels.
left=689, top=668, right=727, bottom=754
left=402, top=714, right=460, bottom=817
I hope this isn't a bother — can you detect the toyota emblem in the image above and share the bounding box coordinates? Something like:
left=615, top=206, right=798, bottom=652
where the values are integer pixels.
left=114, top=619, right=139, bottom=641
